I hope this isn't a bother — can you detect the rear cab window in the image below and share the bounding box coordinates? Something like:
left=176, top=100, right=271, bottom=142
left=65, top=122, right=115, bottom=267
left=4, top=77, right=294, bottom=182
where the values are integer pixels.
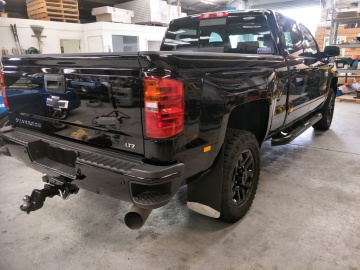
left=161, top=11, right=278, bottom=55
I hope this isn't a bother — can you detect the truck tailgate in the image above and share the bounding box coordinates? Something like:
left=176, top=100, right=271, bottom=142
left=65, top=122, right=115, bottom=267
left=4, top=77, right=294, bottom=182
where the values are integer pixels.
left=2, top=53, right=144, bottom=155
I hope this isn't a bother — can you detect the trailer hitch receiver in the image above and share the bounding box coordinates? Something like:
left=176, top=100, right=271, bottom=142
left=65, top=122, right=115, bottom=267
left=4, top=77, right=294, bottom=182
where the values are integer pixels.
left=20, top=176, right=79, bottom=214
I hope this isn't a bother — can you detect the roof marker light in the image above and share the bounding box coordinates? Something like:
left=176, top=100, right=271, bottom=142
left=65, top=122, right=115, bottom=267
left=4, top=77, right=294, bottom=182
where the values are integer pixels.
left=200, top=11, right=228, bottom=20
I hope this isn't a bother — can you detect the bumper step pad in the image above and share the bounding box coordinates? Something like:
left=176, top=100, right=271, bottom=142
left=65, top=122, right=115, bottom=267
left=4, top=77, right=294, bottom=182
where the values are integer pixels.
left=133, top=191, right=173, bottom=206
left=78, top=152, right=140, bottom=174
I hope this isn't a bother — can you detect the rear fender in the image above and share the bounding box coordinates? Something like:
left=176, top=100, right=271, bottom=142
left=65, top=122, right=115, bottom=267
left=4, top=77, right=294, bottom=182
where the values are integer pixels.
left=227, top=99, right=270, bottom=144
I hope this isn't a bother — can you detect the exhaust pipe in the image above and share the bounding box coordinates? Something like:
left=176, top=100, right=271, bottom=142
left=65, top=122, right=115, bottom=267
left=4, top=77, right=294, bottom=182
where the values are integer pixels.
left=124, top=205, right=152, bottom=230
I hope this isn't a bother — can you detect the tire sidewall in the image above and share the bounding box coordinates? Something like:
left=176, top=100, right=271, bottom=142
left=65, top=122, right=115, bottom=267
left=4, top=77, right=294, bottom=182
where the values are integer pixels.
left=221, top=130, right=260, bottom=222
left=313, top=89, right=336, bottom=130
left=326, top=90, right=336, bottom=126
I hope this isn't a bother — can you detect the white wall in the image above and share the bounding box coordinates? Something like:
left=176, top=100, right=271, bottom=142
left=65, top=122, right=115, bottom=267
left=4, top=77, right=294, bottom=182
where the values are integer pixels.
left=83, top=22, right=166, bottom=52
left=0, top=18, right=84, bottom=57
left=0, top=18, right=167, bottom=58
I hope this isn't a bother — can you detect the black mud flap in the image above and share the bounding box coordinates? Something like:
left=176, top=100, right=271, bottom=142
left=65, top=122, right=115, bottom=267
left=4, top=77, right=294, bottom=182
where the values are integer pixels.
left=187, top=146, right=224, bottom=218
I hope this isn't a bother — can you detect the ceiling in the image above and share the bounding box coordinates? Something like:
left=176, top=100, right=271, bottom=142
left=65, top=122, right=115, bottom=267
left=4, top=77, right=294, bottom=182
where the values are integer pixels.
left=4, top=0, right=327, bottom=23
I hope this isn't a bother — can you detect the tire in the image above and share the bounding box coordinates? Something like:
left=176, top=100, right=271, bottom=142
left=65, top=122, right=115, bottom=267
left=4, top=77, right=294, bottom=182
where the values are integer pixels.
left=46, top=107, right=68, bottom=120
left=220, top=129, right=260, bottom=223
left=46, top=107, right=68, bottom=130
left=312, top=90, right=336, bottom=130
left=0, top=115, right=9, bottom=128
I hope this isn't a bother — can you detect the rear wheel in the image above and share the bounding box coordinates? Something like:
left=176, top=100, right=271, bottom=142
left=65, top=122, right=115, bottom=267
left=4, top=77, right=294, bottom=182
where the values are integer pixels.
left=46, top=107, right=68, bottom=130
left=313, top=90, right=336, bottom=130
left=220, top=129, right=260, bottom=223
left=46, top=107, right=68, bottom=120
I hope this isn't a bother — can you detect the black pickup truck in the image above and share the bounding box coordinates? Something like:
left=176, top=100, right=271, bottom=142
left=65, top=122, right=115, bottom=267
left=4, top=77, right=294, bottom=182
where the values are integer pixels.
left=0, top=10, right=339, bottom=229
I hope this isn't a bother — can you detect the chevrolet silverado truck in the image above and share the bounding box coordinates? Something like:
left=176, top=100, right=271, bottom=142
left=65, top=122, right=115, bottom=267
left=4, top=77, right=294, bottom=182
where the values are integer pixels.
left=0, top=10, right=339, bottom=229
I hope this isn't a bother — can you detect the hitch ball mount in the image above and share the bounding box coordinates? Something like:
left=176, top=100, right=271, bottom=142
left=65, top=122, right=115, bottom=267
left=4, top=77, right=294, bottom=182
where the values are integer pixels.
left=20, top=175, right=79, bottom=214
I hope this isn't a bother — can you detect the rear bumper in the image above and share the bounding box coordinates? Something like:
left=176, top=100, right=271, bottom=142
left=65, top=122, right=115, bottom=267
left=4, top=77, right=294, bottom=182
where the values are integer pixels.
left=0, top=127, right=184, bottom=209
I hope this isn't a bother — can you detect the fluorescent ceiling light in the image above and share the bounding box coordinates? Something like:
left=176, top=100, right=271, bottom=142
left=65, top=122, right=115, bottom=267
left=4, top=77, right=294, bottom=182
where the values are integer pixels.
left=200, top=0, right=218, bottom=5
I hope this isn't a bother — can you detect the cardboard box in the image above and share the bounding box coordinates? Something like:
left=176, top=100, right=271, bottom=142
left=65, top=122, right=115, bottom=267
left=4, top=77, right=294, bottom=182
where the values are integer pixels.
left=338, top=76, right=359, bottom=84
left=115, top=0, right=185, bottom=24
left=92, top=6, right=133, bottom=16
left=92, top=6, right=113, bottom=15
left=91, top=6, right=134, bottom=23
left=95, top=13, right=132, bottom=23
left=92, top=6, right=134, bottom=23
left=336, top=11, right=357, bottom=18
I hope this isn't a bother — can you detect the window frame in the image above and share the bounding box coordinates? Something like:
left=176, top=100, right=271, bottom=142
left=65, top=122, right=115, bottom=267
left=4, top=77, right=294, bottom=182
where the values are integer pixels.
left=277, top=15, right=304, bottom=56
left=298, top=24, right=319, bottom=56
left=161, top=13, right=278, bottom=55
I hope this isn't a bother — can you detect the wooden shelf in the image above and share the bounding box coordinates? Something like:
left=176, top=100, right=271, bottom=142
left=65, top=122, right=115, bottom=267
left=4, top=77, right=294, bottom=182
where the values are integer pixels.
left=335, top=16, right=360, bottom=24
left=334, top=43, right=360, bottom=48
left=336, top=93, right=360, bottom=104
left=337, top=69, right=360, bottom=74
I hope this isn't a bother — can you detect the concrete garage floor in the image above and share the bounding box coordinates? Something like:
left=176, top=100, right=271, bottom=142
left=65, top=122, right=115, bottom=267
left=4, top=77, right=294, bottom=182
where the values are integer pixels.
left=0, top=101, right=359, bottom=270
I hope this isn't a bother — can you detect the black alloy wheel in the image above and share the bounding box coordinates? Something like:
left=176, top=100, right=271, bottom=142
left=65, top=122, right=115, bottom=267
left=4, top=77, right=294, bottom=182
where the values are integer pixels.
left=326, top=91, right=335, bottom=126
left=220, top=129, right=260, bottom=223
left=232, top=149, right=255, bottom=206
left=313, top=90, right=336, bottom=130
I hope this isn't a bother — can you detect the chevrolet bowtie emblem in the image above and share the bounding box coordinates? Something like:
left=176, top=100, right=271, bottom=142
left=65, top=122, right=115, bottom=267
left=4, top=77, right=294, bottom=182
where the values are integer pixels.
left=46, top=96, right=69, bottom=111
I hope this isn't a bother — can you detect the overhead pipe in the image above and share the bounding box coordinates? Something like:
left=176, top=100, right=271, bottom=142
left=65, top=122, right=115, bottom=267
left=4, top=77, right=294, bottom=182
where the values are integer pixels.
left=124, top=205, right=152, bottom=230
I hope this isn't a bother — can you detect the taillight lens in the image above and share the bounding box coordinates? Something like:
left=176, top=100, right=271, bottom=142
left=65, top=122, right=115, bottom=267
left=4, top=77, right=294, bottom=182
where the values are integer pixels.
left=0, top=70, right=9, bottom=110
left=144, top=76, right=184, bottom=139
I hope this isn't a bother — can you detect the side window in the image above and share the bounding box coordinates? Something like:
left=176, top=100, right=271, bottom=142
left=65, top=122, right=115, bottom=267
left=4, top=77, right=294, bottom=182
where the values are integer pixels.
left=299, top=24, right=318, bottom=56
left=278, top=16, right=303, bottom=56
left=209, top=32, right=223, bottom=43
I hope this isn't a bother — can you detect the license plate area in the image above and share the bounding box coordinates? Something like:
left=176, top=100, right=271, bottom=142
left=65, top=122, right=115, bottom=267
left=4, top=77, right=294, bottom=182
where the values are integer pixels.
left=27, top=140, right=77, bottom=166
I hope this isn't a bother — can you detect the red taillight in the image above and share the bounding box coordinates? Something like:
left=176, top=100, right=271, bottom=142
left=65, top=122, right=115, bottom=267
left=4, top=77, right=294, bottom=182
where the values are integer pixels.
left=0, top=71, right=9, bottom=111
left=144, top=76, right=184, bottom=139
left=200, top=11, right=228, bottom=20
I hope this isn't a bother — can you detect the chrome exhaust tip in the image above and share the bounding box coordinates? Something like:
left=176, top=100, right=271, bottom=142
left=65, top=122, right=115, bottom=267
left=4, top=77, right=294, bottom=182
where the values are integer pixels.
left=124, top=205, right=152, bottom=230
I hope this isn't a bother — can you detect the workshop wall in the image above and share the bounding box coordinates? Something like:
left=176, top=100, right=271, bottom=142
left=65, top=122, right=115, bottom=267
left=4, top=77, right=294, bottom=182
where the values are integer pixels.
left=0, top=18, right=84, bottom=56
left=0, top=18, right=166, bottom=59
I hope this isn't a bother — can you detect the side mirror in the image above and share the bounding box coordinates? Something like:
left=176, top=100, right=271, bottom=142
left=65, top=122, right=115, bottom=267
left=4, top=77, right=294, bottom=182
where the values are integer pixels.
left=324, top=46, right=340, bottom=57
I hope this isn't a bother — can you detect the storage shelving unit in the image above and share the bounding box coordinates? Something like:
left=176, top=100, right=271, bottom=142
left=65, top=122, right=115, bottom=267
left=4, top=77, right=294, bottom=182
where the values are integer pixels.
left=335, top=43, right=360, bottom=48
left=332, top=15, right=360, bottom=83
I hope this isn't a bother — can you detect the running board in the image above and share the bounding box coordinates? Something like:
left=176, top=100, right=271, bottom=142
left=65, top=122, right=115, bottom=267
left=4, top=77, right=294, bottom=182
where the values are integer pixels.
left=271, top=113, right=322, bottom=146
